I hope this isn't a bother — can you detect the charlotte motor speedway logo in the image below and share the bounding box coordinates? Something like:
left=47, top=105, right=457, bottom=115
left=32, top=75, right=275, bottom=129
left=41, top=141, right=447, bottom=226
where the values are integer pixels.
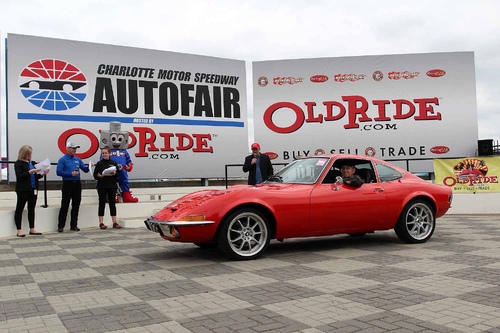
left=18, top=59, right=87, bottom=111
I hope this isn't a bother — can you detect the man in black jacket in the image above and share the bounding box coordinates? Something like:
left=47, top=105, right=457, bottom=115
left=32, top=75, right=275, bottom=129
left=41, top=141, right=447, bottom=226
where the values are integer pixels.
left=242, top=142, right=274, bottom=185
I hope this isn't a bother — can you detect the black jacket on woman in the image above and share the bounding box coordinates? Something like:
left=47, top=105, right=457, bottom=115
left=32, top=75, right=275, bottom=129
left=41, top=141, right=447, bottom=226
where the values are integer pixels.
left=14, top=160, right=43, bottom=192
left=93, top=159, right=119, bottom=189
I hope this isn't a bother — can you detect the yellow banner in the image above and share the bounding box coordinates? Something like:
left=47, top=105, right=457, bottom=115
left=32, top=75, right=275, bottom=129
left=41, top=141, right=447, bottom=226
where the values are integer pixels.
left=434, top=157, right=500, bottom=193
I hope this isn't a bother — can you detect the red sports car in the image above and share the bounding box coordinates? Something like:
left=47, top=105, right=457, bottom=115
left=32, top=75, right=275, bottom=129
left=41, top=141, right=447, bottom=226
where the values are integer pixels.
left=145, top=154, right=453, bottom=260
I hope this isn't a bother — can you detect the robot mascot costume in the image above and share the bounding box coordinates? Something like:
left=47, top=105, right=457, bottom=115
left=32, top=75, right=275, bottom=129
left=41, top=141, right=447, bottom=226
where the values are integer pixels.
left=100, top=122, right=139, bottom=203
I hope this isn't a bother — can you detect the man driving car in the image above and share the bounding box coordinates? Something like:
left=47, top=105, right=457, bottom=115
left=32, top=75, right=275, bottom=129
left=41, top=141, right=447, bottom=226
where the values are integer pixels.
left=340, top=161, right=364, bottom=188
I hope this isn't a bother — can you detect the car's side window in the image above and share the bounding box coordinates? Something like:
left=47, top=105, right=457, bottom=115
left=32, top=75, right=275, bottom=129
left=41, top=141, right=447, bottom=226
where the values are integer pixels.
left=322, top=166, right=341, bottom=184
left=323, top=159, right=377, bottom=184
left=375, top=163, right=403, bottom=182
left=356, top=167, right=377, bottom=183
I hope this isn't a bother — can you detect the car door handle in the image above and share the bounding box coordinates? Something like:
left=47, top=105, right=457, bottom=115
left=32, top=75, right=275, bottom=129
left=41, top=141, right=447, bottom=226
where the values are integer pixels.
left=374, top=187, right=385, bottom=193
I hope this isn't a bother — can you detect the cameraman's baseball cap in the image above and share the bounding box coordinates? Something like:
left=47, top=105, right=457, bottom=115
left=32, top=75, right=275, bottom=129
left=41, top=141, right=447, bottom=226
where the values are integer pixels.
left=251, top=142, right=260, bottom=149
left=66, top=142, right=80, bottom=149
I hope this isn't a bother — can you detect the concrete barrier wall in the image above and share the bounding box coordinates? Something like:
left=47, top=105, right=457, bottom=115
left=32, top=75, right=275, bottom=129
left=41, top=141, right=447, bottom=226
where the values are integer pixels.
left=448, top=192, right=500, bottom=215
left=0, top=187, right=222, bottom=238
left=0, top=202, right=167, bottom=237
left=1, top=187, right=499, bottom=239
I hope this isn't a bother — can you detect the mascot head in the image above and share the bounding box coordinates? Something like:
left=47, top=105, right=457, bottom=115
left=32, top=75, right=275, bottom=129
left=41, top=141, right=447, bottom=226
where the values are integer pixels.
left=100, top=121, right=129, bottom=149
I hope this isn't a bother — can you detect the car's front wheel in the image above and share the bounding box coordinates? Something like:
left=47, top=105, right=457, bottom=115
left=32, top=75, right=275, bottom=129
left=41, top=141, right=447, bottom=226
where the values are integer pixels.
left=395, top=199, right=435, bottom=243
left=217, top=208, right=271, bottom=260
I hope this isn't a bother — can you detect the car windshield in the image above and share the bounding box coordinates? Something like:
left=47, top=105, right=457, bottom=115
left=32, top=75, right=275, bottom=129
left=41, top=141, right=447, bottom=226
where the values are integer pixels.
left=267, top=157, right=330, bottom=184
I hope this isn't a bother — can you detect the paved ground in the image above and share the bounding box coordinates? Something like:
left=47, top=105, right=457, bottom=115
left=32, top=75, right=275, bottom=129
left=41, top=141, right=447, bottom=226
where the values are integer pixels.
left=1, top=215, right=500, bottom=333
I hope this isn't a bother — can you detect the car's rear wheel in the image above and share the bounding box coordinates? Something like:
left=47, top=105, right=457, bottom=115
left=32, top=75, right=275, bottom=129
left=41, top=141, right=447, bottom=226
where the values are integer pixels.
left=395, top=199, right=435, bottom=243
left=217, top=208, right=271, bottom=260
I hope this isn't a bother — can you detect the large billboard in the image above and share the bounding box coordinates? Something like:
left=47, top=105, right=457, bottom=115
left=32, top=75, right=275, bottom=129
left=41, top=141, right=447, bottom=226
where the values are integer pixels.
left=7, top=34, right=247, bottom=181
left=253, top=52, right=478, bottom=171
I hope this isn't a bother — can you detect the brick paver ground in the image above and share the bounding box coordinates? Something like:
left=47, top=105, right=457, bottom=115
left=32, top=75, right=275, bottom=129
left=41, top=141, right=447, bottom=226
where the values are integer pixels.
left=1, top=215, right=499, bottom=333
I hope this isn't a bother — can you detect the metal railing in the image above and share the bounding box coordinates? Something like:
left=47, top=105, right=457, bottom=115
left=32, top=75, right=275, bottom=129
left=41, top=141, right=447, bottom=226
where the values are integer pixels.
left=3, top=153, right=499, bottom=203
left=223, top=155, right=497, bottom=188
left=494, top=141, right=500, bottom=155
left=224, top=163, right=288, bottom=189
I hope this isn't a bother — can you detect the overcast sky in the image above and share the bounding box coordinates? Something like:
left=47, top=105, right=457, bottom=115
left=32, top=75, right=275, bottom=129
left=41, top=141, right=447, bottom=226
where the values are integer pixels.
left=1, top=0, right=499, bottom=151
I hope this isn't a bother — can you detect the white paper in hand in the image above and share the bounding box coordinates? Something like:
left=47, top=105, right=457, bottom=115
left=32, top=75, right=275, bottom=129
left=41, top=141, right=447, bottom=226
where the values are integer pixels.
left=34, top=158, right=51, bottom=174
left=102, top=166, right=117, bottom=176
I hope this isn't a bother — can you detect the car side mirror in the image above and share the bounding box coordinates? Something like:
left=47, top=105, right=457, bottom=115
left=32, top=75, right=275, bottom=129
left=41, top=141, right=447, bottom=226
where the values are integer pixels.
left=333, top=176, right=343, bottom=191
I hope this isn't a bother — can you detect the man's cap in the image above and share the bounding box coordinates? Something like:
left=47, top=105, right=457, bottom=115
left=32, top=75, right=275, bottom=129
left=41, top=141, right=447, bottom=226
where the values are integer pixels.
left=339, top=159, right=357, bottom=167
left=251, top=142, right=260, bottom=149
left=66, top=142, right=80, bottom=148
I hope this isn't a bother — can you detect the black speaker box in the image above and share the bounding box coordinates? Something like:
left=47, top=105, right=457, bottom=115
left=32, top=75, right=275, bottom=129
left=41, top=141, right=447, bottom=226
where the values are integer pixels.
left=478, top=139, right=493, bottom=156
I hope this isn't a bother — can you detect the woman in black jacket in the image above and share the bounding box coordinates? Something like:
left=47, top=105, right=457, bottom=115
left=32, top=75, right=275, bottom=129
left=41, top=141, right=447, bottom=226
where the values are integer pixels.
left=14, top=145, right=50, bottom=237
left=93, top=146, right=121, bottom=229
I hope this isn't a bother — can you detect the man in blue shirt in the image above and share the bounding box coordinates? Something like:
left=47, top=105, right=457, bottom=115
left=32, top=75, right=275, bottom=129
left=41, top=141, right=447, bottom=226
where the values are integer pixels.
left=56, top=142, right=90, bottom=232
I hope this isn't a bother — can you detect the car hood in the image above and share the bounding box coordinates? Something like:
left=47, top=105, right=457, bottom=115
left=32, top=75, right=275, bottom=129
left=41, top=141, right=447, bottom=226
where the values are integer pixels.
left=152, top=183, right=297, bottom=220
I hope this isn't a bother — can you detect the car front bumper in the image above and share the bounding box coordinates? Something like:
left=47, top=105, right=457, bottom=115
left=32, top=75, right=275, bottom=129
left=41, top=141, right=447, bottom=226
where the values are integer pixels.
left=144, top=216, right=216, bottom=238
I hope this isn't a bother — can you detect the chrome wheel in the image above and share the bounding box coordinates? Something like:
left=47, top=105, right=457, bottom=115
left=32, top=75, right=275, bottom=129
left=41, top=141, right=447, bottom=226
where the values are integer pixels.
left=395, top=200, right=435, bottom=243
left=406, top=203, right=434, bottom=240
left=218, top=209, right=270, bottom=260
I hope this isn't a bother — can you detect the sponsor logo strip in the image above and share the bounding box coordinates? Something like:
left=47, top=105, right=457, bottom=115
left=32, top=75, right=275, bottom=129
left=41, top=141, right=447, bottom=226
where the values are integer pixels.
left=17, top=113, right=244, bottom=127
